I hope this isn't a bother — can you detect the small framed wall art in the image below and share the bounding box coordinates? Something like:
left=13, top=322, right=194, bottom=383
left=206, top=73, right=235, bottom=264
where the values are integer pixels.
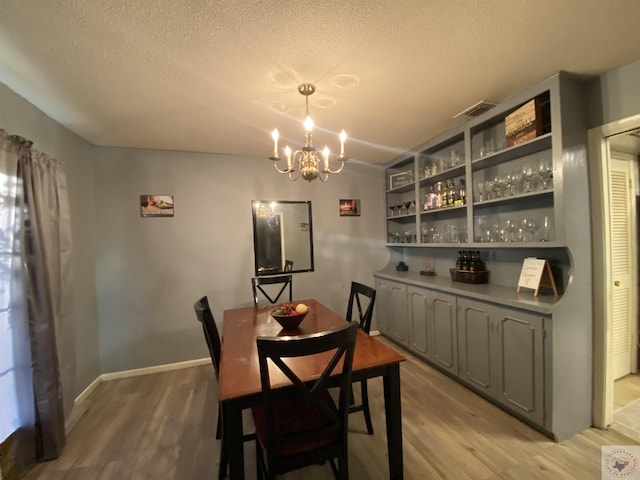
left=140, top=195, right=174, bottom=217
left=339, top=199, right=360, bottom=216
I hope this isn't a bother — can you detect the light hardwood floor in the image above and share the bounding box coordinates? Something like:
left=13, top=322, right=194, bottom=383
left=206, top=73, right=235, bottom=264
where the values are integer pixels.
left=24, top=338, right=639, bottom=479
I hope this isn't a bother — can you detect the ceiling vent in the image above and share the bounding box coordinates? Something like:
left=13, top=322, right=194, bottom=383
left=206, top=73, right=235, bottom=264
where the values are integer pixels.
left=453, top=100, right=498, bottom=119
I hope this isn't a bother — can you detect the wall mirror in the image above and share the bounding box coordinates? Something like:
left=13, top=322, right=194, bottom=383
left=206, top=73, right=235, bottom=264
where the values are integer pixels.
left=252, top=200, right=314, bottom=276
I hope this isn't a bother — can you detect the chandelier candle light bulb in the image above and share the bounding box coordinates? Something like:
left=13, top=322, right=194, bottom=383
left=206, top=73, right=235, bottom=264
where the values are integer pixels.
left=271, top=129, right=279, bottom=157
left=268, top=82, right=348, bottom=182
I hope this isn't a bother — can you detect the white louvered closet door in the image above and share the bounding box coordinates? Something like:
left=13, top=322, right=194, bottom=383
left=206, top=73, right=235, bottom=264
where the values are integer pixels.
left=610, top=154, right=637, bottom=380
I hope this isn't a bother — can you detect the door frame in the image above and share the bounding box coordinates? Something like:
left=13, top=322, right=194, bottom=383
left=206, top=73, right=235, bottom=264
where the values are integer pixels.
left=589, top=113, right=640, bottom=428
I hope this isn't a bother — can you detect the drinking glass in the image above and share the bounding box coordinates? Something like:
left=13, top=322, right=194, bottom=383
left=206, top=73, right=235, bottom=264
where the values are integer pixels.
left=522, top=217, right=539, bottom=242
left=505, top=218, right=518, bottom=242
left=542, top=215, right=552, bottom=242
left=476, top=181, right=485, bottom=202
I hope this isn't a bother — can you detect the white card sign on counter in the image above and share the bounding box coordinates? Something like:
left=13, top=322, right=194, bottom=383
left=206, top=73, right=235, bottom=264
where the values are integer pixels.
left=517, top=257, right=558, bottom=297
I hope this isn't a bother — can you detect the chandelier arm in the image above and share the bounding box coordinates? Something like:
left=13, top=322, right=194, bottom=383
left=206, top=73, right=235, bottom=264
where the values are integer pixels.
left=271, top=159, right=294, bottom=174
left=324, top=159, right=346, bottom=174
left=288, top=169, right=301, bottom=181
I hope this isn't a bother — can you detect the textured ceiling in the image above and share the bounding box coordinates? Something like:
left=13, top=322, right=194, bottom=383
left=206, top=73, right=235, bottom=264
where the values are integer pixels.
left=1, top=0, right=640, bottom=165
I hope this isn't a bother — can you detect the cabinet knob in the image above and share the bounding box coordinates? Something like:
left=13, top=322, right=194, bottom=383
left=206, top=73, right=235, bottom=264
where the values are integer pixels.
left=614, top=280, right=621, bottom=287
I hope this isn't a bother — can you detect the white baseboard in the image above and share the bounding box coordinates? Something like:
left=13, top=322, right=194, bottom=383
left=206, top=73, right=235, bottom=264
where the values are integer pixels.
left=74, top=374, right=103, bottom=405
left=100, top=357, right=211, bottom=381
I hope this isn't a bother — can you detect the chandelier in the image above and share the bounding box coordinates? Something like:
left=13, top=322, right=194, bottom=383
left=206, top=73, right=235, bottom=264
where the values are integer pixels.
left=269, top=83, right=347, bottom=182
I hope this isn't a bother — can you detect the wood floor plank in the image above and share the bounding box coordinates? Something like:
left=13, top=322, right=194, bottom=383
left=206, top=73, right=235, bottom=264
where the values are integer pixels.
left=22, top=337, right=640, bottom=479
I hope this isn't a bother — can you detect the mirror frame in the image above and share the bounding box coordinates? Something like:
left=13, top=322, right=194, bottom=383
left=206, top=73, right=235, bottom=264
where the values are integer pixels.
left=251, top=200, right=315, bottom=276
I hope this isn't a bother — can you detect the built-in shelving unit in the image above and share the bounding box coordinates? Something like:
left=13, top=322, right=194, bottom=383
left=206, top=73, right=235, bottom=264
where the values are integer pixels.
left=385, top=83, right=560, bottom=248
left=377, top=72, right=593, bottom=442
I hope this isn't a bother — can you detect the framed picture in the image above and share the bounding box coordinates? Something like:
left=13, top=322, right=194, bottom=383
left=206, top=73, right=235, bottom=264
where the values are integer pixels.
left=339, top=199, right=360, bottom=216
left=140, top=195, right=174, bottom=217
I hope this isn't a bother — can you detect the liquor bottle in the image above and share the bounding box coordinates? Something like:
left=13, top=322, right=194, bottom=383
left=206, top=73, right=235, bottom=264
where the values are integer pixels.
left=459, top=179, right=466, bottom=205
left=424, top=193, right=430, bottom=211
left=475, top=251, right=485, bottom=271
left=442, top=181, right=449, bottom=207
left=435, top=182, right=443, bottom=209
left=469, top=251, right=477, bottom=272
left=449, top=179, right=457, bottom=206
left=456, top=251, right=463, bottom=270
left=461, top=250, right=469, bottom=271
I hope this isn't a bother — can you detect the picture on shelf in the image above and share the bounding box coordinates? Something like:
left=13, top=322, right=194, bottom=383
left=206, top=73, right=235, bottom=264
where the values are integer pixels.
left=140, top=195, right=174, bottom=217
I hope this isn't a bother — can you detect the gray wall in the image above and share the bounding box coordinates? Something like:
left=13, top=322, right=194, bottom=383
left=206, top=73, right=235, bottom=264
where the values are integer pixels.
left=586, top=57, right=640, bottom=128
left=0, top=83, right=101, bottom=398
left=92, top=147, right=388, bottom=373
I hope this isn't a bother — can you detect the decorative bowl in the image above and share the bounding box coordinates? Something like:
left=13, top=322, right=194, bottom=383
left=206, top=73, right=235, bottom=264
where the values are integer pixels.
left=270, top=306, right=308, bottom=330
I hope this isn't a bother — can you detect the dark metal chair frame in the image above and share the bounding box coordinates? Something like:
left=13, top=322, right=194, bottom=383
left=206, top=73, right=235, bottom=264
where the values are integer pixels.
left=252, top=322, right=358, bottom=480
left=251, top=274, right=293, bottom=306
left=345, top=281, right=377, bottom=435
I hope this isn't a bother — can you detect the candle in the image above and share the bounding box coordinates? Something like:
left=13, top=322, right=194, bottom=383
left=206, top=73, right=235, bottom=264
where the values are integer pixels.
left=339, top=130, right=347, bottom=157
left=323, top=146, right=329, bottom=170
left=271, top=129, right=279, bottom=154
left=304, top=116, right=313, bottom=132
left=285, top=146, right=292, bottom=168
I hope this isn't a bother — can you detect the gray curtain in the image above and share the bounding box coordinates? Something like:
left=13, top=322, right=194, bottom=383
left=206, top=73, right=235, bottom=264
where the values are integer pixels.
left=1, top=130, right=75, bottom=470
left=18, top=141, right=75, bottom=461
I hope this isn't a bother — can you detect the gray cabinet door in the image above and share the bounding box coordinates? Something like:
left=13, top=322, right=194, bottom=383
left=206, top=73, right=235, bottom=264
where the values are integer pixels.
left=458, top=297, right=545, bottom=425
left=375, top=278, right=408, bottom=346
left=495, top=308, right=545, bottom=425
left=375, top=278, right=392, bottom=336
left=408, top=286, right=430, bottom=358
left=458, top=300, right=494, bottom=395
left=408, top=286, right=457, bottom=374
left=431, top=291, right=457, bottom=375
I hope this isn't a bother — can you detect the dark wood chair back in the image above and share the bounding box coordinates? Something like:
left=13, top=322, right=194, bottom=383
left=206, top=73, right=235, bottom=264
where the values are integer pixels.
left=251, top=275, right=293, bottom=306
left=284, top=259, right=294, bottom=272
left=194, top=295, right=221, bottom=377
left=253, top=322, right=358, bottom=478
left=346, top=281, right=376, bottom=334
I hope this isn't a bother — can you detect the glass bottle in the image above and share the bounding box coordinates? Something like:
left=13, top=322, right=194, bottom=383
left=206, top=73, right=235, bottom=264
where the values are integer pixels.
left=435, top=182, right=443, bottom=209
left=449, top=179, right=456, bottom=206
left=461, top=251, right=469, bottom=271
left=459, top=179, right=467, bottom=205
left=456, top=251, right=463, bottom=270
left=442, top=181, right=449, bottom=207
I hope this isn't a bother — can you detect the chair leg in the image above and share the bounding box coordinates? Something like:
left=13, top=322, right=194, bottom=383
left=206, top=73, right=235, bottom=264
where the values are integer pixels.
left=361, top=380, right=374, bottom=435
left=216, top=405, right=222, bottom=440
left=255, top=441, right=264, bottom=480
left=337, top=453, right=349, bottom=480
left=218, top=434, right=228, bottom=480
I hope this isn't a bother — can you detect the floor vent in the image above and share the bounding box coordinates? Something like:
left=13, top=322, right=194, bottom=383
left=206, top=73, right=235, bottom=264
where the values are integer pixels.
left=453, top=100, right=498, bottom=119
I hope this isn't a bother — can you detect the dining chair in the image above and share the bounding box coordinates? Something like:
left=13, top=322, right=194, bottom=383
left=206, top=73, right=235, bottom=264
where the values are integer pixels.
left=345, top=281, right=377, bottom=435
left=251, top=275, right=293, bottom=306
left=252, top=322, right=358, bottom=480
left=194, top=295, right=254, bottom=479
left=284, top=259, right=294, bottom=272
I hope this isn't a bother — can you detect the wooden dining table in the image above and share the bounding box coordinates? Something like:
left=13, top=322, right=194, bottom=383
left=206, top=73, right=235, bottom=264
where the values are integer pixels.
left=219, top=298, right=406, bottom=479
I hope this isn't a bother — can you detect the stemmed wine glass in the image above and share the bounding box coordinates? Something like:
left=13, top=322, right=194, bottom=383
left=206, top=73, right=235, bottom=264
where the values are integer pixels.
left=522, top=166, right=534, bottom=192
left=539, top=161, right=553, bottom=189
left=522, top=217, right=539, bottom=242
left=505, top=218, right=518, bottom=242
